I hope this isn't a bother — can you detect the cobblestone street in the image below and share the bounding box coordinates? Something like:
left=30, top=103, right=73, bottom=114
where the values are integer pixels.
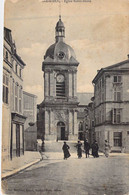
left=2, top=153, right=129, bottom=195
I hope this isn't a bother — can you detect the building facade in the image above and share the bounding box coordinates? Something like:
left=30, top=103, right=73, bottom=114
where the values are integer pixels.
left=23, top=91, right=37, bottom=151
left=37, top=16, right=79, bottom=141
left=2, top=27, right=26, bottom=161
left=23, top=91, right=37, bottom=130
left=77, top=93, right=94, bottom=141
left=85, top=101, right=95, bottom=145
left=92, top=56, right=129, bottom=152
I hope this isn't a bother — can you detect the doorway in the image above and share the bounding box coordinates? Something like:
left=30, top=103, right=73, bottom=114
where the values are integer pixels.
left=16, top=124, right=20, bottom=157
left=57, top=122, right=67, bottom=140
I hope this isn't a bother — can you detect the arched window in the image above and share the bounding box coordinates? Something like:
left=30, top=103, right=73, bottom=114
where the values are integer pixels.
left=56, top=74, right=65, bottom=99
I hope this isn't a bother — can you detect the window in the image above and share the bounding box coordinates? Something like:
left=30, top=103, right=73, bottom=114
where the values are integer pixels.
left=113, top=108, right=121, bottom=124
left=6, top=51, right=8, bottom=60
left=114, top=132, right=122, bottom=147
left=19, top=68, right=22, bottom=77
left=15, top=64, right=18, bottom=74
left=19, top=88, right=22, bottom=113
left=114, top=86, right=121, bottom=101
left=113, top=75, right=121, bottom=83
left=92, top=120, right=94, bottom=127
left=15, top=84, right=18, bottom=111
left=3, top=74, right=9, bottom=104
left=56, top=74, right=65, bottom=98
left=12, top=80, right=14, bottom=110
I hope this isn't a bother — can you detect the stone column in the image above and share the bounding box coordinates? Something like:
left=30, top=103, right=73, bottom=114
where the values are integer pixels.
left=50, top=110, right=54, bottom=135
left=12, top=79, right=15, bottom=111
left=74, top=71, right=77, bottom=97
left=68, top=71, right=72, bottom=97
left=16, top=84, right=19, bottom=112
left=72, top=111, right=74, bottom=134
left=68, top=110, right=73, bottom=135
left=44, top=72, right=49, bottom=97
left=74, top=110, right=78, bottom=135
left=50, top=71, right=54, bottom=97
left=72, top=71, right=74, bottom=97
left=45, top=109, right=49, bottom=136
left=53, top=71, right=56, bottom=97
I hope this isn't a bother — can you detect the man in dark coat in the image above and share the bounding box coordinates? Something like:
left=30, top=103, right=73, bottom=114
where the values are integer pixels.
left=84, top=139, right=90, bottom=158
left=91, top=140, right=99, bottom=158
left=62, top=142, right=71, bottom=160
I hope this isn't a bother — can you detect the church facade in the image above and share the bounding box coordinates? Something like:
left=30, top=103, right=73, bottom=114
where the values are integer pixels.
left=37, top=17, right=80, bottom=141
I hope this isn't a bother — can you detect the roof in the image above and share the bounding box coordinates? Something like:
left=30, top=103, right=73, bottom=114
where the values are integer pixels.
left=92, top=56, right=129, bottom=83
left=4, top=27, right=12, bottom=46
left=14, top=53, right=26, bottom=66
left=56, top=16, right=64, bottom=29
left=43, top=16, right=79, bottom=67
left=4, top=26, right=26, bottom=67
left=43, top=41, right=79, bottom=65
left=77, top=92, right=94, bottom=105
left=23, top=91, right=37, bottom=98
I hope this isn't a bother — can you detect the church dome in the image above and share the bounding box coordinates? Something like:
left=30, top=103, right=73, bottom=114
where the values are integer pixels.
left=44, top=41, right=76, bottom=61
left=43, top=16, right=79, bottom=65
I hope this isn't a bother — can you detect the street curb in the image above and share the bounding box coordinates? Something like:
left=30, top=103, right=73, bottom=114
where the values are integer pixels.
left=2, top=159, right=41, bottom=180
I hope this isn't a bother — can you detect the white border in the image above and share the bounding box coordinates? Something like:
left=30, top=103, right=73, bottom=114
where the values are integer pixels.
left=0, top=0, right=4, bottom=192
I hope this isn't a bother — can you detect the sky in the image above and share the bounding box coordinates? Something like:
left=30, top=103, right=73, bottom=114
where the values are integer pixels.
left=4, top=0, right=129, bottom=103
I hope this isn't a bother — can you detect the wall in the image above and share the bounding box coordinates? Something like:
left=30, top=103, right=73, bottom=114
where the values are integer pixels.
left=23, top=91, right=37, bottom=130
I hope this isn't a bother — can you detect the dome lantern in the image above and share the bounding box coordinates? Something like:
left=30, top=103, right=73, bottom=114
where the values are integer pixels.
left=55, top=15, right=65, bottom=43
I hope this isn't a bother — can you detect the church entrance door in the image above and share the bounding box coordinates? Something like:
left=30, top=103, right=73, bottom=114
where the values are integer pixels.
left=57, top=122, right=66, bottom=140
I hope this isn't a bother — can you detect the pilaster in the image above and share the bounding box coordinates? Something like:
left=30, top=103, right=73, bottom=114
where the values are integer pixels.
left=45, top=109, right=49, bottom=135
left=68, top=110, right=73, bottom=134
left=44, top=72, right=49, bottom=97
left=50, top=71, right=54, bottom=97
left=74, top=110, right=78, bottom=135
left=68, top=70, right=72, bottom=97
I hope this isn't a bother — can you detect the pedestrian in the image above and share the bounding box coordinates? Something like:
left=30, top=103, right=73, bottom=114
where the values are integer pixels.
left=104, top=140, right=110, bottom=158
left=62, top=142, right=71, bottom=160
left=91, top=140, right=99, bottom=158
left=76, top=141, right=82, bottom=159
left=84, top=139, right=90, bottom=158
left=38, top=139, right=44, bottom=160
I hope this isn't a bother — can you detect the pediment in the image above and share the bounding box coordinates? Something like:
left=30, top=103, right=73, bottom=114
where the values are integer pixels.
left=105, top=61, right=129, bottom=71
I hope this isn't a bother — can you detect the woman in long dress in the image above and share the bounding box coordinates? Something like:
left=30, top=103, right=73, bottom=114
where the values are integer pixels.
left=62, top=142, right=71, bottom=160
left=76, top=141, right=82, bottom=159
left=105, top=140, right=110, bottom=157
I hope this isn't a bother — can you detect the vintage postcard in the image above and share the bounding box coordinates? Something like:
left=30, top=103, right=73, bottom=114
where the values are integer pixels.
left=1, top=0, right=129, bottom=194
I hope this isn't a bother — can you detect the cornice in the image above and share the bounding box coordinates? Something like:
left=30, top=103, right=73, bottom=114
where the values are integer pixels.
left=95, top=101, right=129, bottom=109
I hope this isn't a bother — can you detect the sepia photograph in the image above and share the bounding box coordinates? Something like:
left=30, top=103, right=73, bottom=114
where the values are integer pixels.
left=1, top=0, right=129, bottom=194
